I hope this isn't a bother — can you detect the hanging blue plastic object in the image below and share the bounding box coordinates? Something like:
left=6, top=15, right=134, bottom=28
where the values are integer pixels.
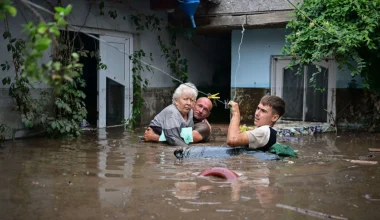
left=178, top=0, right=200, bottom=28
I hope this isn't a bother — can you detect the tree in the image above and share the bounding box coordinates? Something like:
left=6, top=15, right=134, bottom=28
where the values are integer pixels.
left=283, top=0, right=380, bottom=93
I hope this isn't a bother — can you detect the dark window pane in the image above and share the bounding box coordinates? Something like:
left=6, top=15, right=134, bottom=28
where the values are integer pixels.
left=106, top=78, right=125, bottom=126
left=305, top=65, right=328, bottom=122
left=282, top=65, right=304, bottom=121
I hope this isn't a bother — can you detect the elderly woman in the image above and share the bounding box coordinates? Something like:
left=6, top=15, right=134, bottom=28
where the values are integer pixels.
left=147, top=82, right=198, bottom=146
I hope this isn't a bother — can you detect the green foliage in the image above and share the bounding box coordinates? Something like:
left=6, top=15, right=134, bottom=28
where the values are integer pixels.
left=0, top=0, right=17, bottom=18
left=127, top=50, right=153, bottom=129
left=98, top=1, right=118, bottom=19
left=131, top=13, right=189, bottom=86
left=1, top=3, right=87, bottom=138
left=283, top=0, right=380, bottom=92
left=99, top=1, right=105, bottom=15
left=46, top=31, right=88, bottom=137
left=21, top=5, right=78, bottom=89
left=130, top=14, right=162, bottom=31
left=2, top=26, right=49, bottom=132
left=123, top=13, right=190, bottom=129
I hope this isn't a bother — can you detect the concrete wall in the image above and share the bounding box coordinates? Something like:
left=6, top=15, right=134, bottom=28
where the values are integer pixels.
left=0, top=0, right=226, bottom=134
left=141, top=34, right=232, bottom=125
left=197, top=0, right=301, bottom=15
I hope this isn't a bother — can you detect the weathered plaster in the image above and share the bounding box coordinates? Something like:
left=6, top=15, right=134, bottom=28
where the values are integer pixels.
left=196, top=0, right=300, bottom=15
left=141, top=88, right=173, bottom=125
left=231, top=88, right=269, bottom=124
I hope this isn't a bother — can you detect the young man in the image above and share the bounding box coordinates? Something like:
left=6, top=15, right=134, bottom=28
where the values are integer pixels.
left=226, top=95, right=285, bottom=151
left=144, top=97, right=213, bottom=143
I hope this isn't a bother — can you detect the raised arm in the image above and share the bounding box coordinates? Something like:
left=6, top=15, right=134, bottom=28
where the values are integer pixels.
left=226, top=101, right=249, bottom=147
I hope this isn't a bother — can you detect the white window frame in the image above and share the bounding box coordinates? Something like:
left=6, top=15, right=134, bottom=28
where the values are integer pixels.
left=270, top=56, right=336, bottom=123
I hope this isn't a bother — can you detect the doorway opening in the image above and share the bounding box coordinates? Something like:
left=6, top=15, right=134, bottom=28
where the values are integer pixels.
left=62, top=31, right=99, bottom=127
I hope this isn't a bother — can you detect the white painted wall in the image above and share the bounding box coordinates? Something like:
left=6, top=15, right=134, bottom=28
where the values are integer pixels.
left=231, top=28, right=361, bottom=89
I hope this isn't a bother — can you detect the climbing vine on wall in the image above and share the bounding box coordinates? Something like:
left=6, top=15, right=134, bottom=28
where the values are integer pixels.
left=126, top=13, right=190, bottom=128
left=131, top=13, right=189, bottom=86
left=1, top=3, right=88, bottom=138
left=99, top=5, right=190, bottom=128
left=127, top=50, right=153, bottom=129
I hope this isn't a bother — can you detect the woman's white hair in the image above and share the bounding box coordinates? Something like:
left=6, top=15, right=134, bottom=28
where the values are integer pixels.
left=172, top=82, right=198, bottom=104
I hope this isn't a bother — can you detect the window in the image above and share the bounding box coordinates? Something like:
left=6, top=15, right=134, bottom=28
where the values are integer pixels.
left=271, top=57, right=336, bottom=123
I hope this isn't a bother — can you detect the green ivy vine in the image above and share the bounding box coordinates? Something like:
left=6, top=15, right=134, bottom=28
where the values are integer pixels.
left=131, top=13, right=189, bottom=86
left=1, top=4, right=89, bottom=138
left=127, top=50, right=154, bottom=129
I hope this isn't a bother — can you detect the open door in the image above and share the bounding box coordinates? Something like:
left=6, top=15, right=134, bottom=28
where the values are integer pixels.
left=98, top=35, right=133, bottom=128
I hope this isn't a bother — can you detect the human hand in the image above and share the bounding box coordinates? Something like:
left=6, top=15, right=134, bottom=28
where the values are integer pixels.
left=228, top=101, right=240, bottom=115
left=143, top=127, right=159, bottom=142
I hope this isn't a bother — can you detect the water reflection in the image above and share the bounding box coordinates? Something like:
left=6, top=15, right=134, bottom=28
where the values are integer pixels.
left=0, top=131, right=379, bottom=219
left=170, top=163, right=281, bottom=209
left=96, top=128, right=136, bottom=211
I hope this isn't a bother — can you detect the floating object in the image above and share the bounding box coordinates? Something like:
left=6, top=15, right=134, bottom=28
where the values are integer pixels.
left=179, top=0, right=200, bottom=28
left=174, top=146, right=280, bottom=160
left=276, top=204, right=348, bottom=220
left=348, top=160, right=378, bottom=165
left=198, top=167, right=239, bottom=181
left=368, top=148, right=380, bottom=152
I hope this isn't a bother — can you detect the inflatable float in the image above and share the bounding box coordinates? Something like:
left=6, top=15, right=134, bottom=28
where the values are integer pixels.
left=198, top=167, right=239, bottom=181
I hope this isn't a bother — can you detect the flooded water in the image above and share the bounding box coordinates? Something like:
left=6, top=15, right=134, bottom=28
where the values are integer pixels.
left=1, top=128, right=380, bottom=220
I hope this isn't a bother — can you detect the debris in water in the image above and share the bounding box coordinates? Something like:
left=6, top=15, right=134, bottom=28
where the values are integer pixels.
left=216, top=209, right=233, bottom=212
left=288, top=161, right=294, bottom=164
left=368, top=148, right=380, bottom=152
left=276, top=203, right=348, bottom=220
left=179, top=208, right=199, bottom=213
left=347, top=160, right=378, bottom=165
left=364, top=194, right=380, bottom=201
left=187, top=201, right=221, bottom=205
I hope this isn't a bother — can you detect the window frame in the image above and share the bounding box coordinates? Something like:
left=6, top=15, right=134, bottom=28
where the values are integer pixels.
left=270, top=56, right=337, bottom=123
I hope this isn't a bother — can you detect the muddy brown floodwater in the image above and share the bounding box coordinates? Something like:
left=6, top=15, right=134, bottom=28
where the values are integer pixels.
left=1, top=128, right=380, bottom=220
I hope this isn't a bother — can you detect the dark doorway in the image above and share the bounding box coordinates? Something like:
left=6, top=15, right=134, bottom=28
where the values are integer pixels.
left=62, top=31, right=99, bottom=127
left=198, top=34, right=231, bottom=124
left=106, top=78, right=125, bottom=126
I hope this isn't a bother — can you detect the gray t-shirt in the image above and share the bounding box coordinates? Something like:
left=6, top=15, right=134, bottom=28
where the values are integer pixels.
left=149, top=104, right=194, bottom=146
